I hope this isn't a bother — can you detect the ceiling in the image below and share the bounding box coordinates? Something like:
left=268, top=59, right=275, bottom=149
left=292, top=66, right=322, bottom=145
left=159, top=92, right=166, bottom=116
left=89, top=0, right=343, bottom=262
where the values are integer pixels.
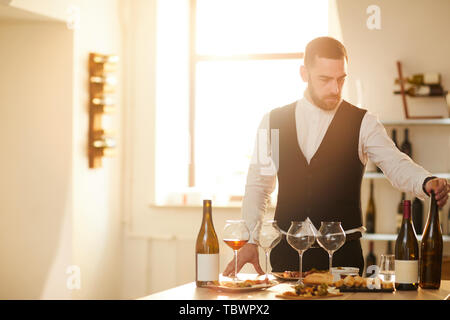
left=0, top=4, right=57, bottom=23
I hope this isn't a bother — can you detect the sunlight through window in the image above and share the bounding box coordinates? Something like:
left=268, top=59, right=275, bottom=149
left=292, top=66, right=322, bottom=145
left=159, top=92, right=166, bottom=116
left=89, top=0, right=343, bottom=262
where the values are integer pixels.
left=155, top=0, right=328, bottom=205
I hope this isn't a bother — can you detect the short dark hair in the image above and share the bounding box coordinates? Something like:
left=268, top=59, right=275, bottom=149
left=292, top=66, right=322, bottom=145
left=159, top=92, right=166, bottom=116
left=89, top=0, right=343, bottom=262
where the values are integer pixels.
left=304, top=36, right=348, bottom=68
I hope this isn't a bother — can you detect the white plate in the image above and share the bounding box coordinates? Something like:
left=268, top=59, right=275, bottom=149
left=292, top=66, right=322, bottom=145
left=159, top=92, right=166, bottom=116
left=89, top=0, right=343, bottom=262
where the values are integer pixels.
left=331, top=267, right=359, bottom=274
left=331, top=267, right=359, bottom=281
left=204, top=281, right=278, bottom=293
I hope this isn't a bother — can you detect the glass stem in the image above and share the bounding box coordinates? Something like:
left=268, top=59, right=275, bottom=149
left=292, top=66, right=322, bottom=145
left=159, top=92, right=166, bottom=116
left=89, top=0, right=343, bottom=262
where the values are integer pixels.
left=234, top=250, right=238, bottom=281
left=299, top=251, right=303, bottom=284
left=265, top=250, right=270, bottom=280
left=328, top=251, right=333, bottom=272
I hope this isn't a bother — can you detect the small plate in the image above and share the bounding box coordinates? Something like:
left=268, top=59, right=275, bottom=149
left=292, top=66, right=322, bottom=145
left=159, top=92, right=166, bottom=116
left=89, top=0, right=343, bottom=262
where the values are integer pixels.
left=204, top=281, right=278, bottom=293
left=276, top=292, right=343, bottom=300
left=331, top=267, right=359, bottom=274
left=272, top=270, right=329, bottom=281
left=331, top=267, right=359, bottom=280
left=338, top=287, right=394, bottom=293
left=272, top=272, right=300, bottom=281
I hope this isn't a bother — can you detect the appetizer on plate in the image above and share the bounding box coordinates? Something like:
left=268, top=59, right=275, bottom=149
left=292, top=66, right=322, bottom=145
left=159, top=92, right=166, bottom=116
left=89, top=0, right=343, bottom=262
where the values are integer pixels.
left=303, top=272, right=334, bottom=285
left=333, top=275, right=394, bottom=291
left=277, top=283, right=342, bottom=299
left=275, top=268, right=328, bottom=280
left=331, top=267, right=360, bottom=279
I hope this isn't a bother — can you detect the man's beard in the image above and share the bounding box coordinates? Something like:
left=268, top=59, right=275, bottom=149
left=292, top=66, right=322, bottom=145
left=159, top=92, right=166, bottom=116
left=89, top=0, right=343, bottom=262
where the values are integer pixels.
left=308, top=83, right=341, bottom=111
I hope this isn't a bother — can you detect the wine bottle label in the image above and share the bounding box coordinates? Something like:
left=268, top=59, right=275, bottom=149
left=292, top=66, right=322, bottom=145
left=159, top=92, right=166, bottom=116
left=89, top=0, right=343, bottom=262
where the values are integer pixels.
left=395, top=260, right=418, bottom=284
left=416, top=86, right=430, bottom=95
left=424, top=73, right=440, bottom=85
left=197, top=254, right=219, bottom=281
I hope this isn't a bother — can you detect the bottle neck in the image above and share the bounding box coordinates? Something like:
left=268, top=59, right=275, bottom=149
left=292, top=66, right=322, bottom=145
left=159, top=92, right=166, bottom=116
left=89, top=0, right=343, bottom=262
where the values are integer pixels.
left=403, top=200, right=411, bottom=220
left=404, top=129, right=409, bottom=141
left=370, top=180, right=374, bottom=198
left=429, top=192, right=439, bottom=221
left=202, top=201, right=213, bottom=224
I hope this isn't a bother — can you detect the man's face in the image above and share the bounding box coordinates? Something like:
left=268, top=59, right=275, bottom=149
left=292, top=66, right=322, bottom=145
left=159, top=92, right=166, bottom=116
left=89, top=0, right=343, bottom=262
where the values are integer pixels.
left=301, top=56, right=347, bottom=111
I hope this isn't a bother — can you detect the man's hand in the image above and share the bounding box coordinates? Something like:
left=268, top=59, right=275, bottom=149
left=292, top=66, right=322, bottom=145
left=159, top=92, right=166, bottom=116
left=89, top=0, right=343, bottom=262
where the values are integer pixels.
left=223, top=243, right=265, bottom=277
left=425, top=178, right=449, bottom=208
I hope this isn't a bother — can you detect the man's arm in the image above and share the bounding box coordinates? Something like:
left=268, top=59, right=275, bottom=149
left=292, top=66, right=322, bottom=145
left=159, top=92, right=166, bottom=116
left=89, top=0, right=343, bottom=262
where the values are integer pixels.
left=360, top=112, right=449, bottom=206
left=242, top=112, right=277, bottom=241
left=223, top=112, right=277, bottom=277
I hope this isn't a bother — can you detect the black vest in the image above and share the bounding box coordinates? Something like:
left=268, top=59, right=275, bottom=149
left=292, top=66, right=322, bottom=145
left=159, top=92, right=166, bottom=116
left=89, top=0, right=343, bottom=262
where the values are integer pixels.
left=269, top=100, right=367, bottom=273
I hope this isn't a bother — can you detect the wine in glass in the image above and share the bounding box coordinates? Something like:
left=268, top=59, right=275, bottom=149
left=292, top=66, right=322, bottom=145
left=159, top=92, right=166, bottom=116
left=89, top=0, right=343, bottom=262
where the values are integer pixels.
left=223, top=220, right=250, bottom=282
left=317, top=221, right=346, bottom=272
left=252, top=219, right=282, bottom=281
left=286, top=221, right=316, bottom=284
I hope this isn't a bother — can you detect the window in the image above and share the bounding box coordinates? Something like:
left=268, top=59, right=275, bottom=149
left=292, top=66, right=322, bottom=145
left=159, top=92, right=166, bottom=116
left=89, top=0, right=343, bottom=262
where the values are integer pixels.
left=155, top=0, right=328, bottom=205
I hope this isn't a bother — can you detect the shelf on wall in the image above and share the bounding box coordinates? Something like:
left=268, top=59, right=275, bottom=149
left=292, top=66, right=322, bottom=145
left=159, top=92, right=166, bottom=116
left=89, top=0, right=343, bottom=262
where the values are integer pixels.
left=364, top=172, right=450, bottom=180
left=363, top=233, right=450, bottom=242
left=381, top=119, right=450, bottom=126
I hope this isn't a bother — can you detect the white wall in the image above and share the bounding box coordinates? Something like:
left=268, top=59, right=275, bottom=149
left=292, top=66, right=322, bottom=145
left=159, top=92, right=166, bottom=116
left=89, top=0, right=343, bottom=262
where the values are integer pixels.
left=0, top=21, right=73, bottom=299
left=1, top=0, right=124, bottom=299
left=122, top=0, right=450, bottom=299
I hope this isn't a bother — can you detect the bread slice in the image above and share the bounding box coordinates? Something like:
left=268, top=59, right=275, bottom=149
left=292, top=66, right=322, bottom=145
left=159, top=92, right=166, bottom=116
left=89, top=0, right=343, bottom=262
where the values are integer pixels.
left=303, top=272, right=334, bottom=285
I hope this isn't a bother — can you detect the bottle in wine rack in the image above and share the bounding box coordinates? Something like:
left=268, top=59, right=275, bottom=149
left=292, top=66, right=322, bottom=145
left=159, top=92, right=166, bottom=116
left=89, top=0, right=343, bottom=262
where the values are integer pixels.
left=412, top=197, right=423, bottom=235
left=419, top=191, right=443, bottom=289
left=400, top=128, right=412, bottom=159
left=395, top=200, right=419, bottom=291
left=393, top=84, right=445, bottom=97
left=365, top=241, right=377, bottom=277
left=195, top=200, right=220, bottom=287
left=392, top=128, right=398, bottom=148
left=396, top=193, right=406, bottom=233
left=365, top=179, right=376, bottom=233
left=395, top=73, right=441, bottom=86
left=386, top=240, right=393, bottom=255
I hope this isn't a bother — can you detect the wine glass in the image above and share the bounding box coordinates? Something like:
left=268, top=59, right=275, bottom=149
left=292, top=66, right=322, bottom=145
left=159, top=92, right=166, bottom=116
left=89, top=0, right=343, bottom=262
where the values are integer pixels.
left=378, top=254, right=395, bottom=283
left=317, top=221, right=346, bottom=272
left=223, top=220, right=250, bottom=282
left=252, top=219, right=282, bottom=281
left=286, top=221, right=316, bottom=284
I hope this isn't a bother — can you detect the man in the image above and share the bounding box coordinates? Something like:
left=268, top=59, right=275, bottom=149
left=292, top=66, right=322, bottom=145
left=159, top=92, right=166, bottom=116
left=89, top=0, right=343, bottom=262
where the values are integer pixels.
left=223, top=36, right=449, bottom=277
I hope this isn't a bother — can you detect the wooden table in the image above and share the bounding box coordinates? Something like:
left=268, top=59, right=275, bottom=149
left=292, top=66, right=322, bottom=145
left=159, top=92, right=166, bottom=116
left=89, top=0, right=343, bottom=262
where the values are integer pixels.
left=141, top=274, right=450, bottom=300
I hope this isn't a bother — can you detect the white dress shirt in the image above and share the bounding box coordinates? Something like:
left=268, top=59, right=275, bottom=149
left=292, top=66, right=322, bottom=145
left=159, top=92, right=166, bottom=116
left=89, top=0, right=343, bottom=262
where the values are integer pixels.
left=242, top=96, right=432, bottom=237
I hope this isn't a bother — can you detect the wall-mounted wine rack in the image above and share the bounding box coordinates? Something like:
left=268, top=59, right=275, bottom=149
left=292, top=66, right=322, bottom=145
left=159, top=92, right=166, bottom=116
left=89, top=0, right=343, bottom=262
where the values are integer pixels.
left=88, top=53, right=119, bottom=168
